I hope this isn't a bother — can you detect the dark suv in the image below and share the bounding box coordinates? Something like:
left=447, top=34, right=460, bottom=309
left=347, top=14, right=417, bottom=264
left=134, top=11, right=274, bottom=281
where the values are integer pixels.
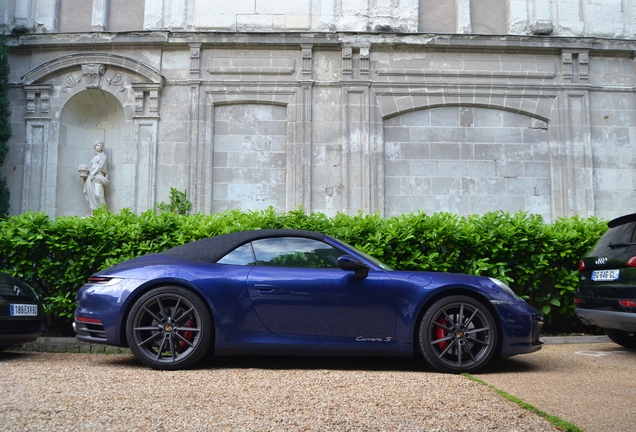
left=576, top=213, right=636, bottom=349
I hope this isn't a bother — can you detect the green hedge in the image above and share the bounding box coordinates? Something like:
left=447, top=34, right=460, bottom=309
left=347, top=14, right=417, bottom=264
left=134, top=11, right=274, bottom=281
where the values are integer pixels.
left=0, top=208, right=607, bottom=334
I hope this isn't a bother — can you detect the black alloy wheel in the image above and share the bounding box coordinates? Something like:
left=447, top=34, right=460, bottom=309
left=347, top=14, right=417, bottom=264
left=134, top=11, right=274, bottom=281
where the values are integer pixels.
left=419, top=295, right=498, bottom=373
left=605, top=328, right=636, bottom=349
left=126, top=286, right=213, bottom=370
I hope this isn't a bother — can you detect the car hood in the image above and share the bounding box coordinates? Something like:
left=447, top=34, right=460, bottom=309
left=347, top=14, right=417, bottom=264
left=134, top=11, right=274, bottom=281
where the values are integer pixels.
left=0, top=273, right=39, bottom=300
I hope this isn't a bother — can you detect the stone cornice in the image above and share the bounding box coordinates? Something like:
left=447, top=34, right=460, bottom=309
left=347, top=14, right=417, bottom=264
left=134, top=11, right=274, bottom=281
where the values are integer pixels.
left=9, top=31, right=636, bottom=56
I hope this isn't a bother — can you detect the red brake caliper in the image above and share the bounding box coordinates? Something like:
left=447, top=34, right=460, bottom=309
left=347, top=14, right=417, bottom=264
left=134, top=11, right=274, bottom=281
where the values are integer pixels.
left=435, top=317, right=448, bottom=351
left=178, top=320, right=195, bottom=349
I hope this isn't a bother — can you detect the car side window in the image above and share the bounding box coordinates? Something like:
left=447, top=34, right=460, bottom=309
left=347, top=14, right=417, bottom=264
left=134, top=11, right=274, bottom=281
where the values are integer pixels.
left=252, top=237, right=344, bottom=268
left=216, top=243, right=257, bottom=266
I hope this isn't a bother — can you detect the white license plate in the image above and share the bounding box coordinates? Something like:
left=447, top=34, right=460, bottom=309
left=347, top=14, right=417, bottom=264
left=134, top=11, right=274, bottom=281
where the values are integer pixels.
left=591, top=269, right=620, bottom=281
left=9, top=304, right=38, bottom=316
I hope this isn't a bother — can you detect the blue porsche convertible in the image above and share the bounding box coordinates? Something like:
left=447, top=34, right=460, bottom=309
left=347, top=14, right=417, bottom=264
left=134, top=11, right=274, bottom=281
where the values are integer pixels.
left=74, top=229, right=543, bottom=372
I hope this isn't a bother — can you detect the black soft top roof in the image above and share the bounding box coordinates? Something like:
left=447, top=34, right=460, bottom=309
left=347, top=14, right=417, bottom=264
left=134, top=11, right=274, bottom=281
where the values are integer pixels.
left=159, top=229, right=327, bottom=263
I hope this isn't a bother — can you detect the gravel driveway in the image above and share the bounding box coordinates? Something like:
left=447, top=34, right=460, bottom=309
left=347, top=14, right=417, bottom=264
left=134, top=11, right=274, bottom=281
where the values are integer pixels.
left=0, top=351, right=559, bottom=431
left=475, top=341, right=636, bottom=432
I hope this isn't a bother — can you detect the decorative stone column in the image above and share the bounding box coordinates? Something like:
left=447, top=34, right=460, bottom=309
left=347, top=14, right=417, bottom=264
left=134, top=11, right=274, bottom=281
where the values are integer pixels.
left=299, top=44, right=314, bottom=210
left=130, top=83, right=162, bottom=213
left=22, top=85, right=54, bottom=213
left=92, top=0, right=108, bottom=31
left=553, top=51, right=594, bottom=218
left=342, top=84, right=371, bottom=214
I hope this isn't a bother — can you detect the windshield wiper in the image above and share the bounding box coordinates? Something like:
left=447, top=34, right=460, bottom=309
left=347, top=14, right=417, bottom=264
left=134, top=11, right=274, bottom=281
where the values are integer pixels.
left=608, top=242, right=636, bottom=248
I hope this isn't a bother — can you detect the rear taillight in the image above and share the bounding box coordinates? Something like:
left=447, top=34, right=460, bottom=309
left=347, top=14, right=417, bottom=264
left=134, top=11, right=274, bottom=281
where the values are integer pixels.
left=578, top=260, right=586, bottom=272
left=76, top=316, right=102, bottom=324
left=574, top=297, right=581, bottom=305
left=619, top=300, right=636, bottom=307
left=626, top=257, right=636, bottom=267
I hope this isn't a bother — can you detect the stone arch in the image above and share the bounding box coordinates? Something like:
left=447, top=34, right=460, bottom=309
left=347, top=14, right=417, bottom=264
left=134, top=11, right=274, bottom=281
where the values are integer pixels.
left=384, top=103, right=552, bottom=124
left=57, top=89, right=125, bottom=216
left=383, top=105, right=551, bottom=220
left=375, top=90, right=557, bottom=124
left=22, top=53, right=164, bottom=86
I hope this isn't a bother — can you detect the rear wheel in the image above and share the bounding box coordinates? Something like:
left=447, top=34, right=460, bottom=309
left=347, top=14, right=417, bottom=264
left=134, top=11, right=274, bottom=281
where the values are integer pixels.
left=126, top=286, right=213, bottom=370
left=605, top=328, right=636, bottom=349
left=419, top=295, right=498, bottom=373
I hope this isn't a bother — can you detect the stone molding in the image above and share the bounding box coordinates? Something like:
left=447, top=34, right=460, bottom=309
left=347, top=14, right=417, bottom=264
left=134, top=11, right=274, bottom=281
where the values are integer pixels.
left=207, top=55, right=295, bottom=75
left=22, top=53, right=164, bottom=86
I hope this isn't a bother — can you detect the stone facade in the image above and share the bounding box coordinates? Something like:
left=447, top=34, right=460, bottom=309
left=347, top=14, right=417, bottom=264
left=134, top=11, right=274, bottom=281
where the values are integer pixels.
left=1, top=1, right=636, bottom=222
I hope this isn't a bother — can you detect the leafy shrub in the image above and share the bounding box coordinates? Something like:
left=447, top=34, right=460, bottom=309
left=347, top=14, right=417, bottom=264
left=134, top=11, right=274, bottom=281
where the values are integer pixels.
left=0, top=208, right=607, bottom=334
left=156, top=187, right=192, bottom=215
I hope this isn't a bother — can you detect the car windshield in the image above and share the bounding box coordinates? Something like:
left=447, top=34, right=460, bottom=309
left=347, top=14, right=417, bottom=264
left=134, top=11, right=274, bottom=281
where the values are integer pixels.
left=590, top=222, right=636, bottom=254
left=329, top=237, right=394, bottom=271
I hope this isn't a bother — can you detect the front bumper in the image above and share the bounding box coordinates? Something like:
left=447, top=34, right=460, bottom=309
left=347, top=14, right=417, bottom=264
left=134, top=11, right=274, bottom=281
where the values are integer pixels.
left=74, top=319, right=108, bottom=343
left=0, top=317, right=42, bottom=346
left=495, top=301, right=544, bottom=357
left=575, top=308, right=636, bottom=332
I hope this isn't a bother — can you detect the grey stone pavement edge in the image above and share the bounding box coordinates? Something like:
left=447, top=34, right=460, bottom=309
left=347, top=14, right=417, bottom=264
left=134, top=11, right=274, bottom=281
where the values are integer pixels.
left=11, top=334, right=611, bottom=354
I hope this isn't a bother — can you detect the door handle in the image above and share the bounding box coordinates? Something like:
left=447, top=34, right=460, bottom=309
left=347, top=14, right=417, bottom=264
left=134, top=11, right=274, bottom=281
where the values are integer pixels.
left=254, top=284, right=275, bottom=293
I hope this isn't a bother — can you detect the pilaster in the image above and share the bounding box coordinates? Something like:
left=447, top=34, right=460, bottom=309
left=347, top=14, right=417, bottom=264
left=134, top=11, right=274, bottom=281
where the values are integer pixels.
left=130, top=83, right=161, bottom=212
left=92, top=0, right=108, bottom=31
left=22, top=85, right=54, bottom=213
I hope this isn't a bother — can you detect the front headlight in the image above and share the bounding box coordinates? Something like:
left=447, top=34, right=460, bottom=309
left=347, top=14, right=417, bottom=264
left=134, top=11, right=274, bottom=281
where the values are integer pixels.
left=489, top=277, right=522, bottom=300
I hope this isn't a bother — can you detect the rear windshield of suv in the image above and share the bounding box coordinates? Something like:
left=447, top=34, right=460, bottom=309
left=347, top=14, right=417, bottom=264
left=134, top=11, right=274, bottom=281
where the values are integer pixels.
left=589, top=222, right=636, bottom=255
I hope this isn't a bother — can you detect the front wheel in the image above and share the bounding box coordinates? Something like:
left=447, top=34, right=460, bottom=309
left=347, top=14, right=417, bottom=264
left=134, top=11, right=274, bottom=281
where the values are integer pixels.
left=419, top=295, right=498, bottom=373
left=605, top=328, right=636, bottom=349
left=126, top=286, right=213, bottom=370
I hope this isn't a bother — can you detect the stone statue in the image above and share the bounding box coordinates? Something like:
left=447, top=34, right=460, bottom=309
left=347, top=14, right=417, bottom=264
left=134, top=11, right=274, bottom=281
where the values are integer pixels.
left=78, top=140, right=109, bottom=212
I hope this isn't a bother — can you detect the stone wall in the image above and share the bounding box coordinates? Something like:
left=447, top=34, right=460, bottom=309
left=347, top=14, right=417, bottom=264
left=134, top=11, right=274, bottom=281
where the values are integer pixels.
left=1, top=1, right=636, bottom=222
left=384, top=108, right=551, bottom=217
left=2, top=0, right=636, bottom=38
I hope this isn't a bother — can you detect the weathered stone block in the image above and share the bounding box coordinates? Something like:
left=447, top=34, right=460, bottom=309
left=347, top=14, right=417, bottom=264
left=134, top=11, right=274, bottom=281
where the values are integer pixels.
left=475, top=143, right=504, bottom=160
left=431, top=143, right=461, bottom=159
left=401, top=177, right=431, bottom=195
left=432, top=177, right=461, bottom=195
left=411, top=160, right=440, bottom=176
left=440, top=161, right=470, bottom=176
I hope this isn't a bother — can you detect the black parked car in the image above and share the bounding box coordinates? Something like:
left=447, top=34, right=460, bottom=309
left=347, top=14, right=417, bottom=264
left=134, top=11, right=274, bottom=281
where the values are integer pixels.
left=0, top=273, right=42, bottom=351
left=576, top=213, right=636, bottom=348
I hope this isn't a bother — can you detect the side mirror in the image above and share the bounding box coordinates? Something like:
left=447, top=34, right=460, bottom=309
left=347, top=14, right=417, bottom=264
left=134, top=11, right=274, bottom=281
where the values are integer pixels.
left=338, top=255, right=370, bottom=279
